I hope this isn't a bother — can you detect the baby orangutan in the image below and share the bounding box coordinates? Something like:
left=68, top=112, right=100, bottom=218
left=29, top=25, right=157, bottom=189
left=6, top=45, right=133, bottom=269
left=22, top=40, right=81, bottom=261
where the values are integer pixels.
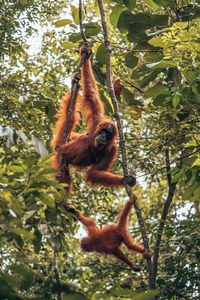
left=74, top=194, right=151, bottom=271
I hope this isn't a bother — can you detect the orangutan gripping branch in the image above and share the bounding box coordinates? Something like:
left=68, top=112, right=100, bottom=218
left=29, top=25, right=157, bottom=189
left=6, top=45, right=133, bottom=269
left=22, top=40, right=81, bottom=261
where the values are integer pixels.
left=51, top=44, right=136, bottom=193
left=75, top=194, right=151, bottom=271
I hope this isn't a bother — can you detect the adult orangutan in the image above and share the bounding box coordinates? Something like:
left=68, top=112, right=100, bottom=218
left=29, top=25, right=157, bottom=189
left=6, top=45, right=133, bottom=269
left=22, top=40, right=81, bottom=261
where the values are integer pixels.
left=51, top=43, right=136, bottom=192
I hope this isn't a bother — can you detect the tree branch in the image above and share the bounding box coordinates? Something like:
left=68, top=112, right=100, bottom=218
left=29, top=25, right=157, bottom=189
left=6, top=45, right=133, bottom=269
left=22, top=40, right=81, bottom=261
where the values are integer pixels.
left=56, top=52, right=87, bottom=182
left=97, top=0, right=154, bottom=289
left=54, top=248, right=61, bottom=300
left=57, top=0, right=89, bottom=182
left=152, top=149, right=176, bottom=286
left=79, top=0, right=87, bottom=43
left=54, top=0, right=88, bottom=291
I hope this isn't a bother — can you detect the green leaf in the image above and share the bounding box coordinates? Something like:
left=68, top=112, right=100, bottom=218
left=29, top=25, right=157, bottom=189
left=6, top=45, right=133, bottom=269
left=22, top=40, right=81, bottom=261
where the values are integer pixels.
left=145, top=0, right=159, bottom=10
left=127, top=30, right=148, bottom=43
left=172, top=95, right=180, bottom=108
left=110, top=5, right=124, bottom=28
left=195, top=169, right=200, bottom=183
left=38, top=192, right=55, bottom=207
left=140, top=70, right=161, bottom=88
left=153, top=0, right=176, bottom=9
left=54, top=19, right=72, bottom=27
left=92, top=65, right=106, bottom=85
left=145, top=53, right=163, bottom=63
left=99, top=91, right=114, bottom=113
left=69, top=33, right=82, bottom=42
left=45, top=207, right=57, bottom=222
left=114, top=0, right=123, bottom=4
left=72, top=8, right=81, bottom=25
left=10, top=264, right=35, bottom=290
left=131, top=64, right=149, bottom=79
left=117, top=11, right=134, bottom=33
left=193, top=157, right=200, bottom=166
left=35, top=166, right=56, bottom=176
left=33, top=229, right=42, bottom=254
left=149, top=61, right=176, bottom=69
left=62, top=41, right=75, bottom=50
left=183, top=182, right=199, bottom=200
left=190, top=186, right=200, bottom=202
left=84, top=22, right=101, bottom=37
left=45, top=102, right=57, bottom=118
left=121, top=87, right=135, bottom=104
left=125, top=52, right=138, bottom=68
left=96, top=44, right=106, bottom=65
left=170, top=167, right=180, bottom=175
left=171, top=171, right=183, bottom=183
left=24, top=154, right=38, bottom=168
left=122, top=87, right=143, bottom=107
left=122, top=0, right=136, bottom=11
left=9, top=228, right=35, bottom=240
left=151, top=14, right=169, bottom=26
left=145, top=84, right=166, bottom=98
left=148, top=37, right=173, bottom=48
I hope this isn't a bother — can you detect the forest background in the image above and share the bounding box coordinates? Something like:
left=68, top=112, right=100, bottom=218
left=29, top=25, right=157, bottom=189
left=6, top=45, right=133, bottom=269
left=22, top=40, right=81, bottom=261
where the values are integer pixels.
left=0, top=0, right=200, bottom=299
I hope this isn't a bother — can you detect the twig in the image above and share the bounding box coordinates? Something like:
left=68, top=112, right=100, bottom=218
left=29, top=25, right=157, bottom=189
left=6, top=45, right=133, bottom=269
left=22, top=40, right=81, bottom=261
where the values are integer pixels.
left=97, top=0, right=154, bottom=289
left=54, top=249, right=61, bottom=300
left=175, top=0, right=180, bottom=22
left=112, top=44, right=160, bottom=53
left=165, top=148, right=172, bottom=187
left=113, top=68, right=144, bottom=94
left=90, top=37, right=160, bottom=52
left=137, top=145, right=200, bottom=179
left=122, top=78, right=144, bottom=94
left=79, top=0, right=87, bottom=43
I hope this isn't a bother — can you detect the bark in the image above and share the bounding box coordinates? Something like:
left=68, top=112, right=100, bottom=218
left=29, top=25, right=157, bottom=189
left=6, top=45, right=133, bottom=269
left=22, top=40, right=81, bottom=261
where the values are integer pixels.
left=152, top=150, right=177, bottom=287
left=97, top=0, right=154, bottom=289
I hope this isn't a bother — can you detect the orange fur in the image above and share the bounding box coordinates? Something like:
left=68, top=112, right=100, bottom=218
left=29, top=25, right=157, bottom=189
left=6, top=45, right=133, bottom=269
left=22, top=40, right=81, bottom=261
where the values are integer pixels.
left=113, top=76, right=122, bottom=96
left=76, top=195, right=151, bottom=271
left=51, top=91, right=80, bottom=150
left=51, top=45, right=135, bottom=193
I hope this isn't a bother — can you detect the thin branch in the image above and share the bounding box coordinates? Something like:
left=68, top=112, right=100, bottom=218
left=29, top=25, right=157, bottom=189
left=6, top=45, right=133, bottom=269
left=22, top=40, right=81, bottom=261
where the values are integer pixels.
left=152, top=149, right=177, bottom=286
left=177, top=147, right=200, bottom=160
left=137, top=146, right=200, bottom=179
left=137, top=165, right=170, bottom=179
left=56, top=52, right=87, bottom=182
left=122, top=78, right=144, bottom=94
left=97, top=0, right=154, bottom=289
left=79, top=0, right=87, bottom=42
left=54, top=248, right=61, bottom=300
left=54, top=0, right=88, bottom=289
left=112, top=44, right=160, bottom=53
left=90, top=37, right=160, bottom=52
left=165, top=148, right=172, bottom=187
left=114, top=67, right=144, bottom=94
left=175, top=0, right=180, bottom=22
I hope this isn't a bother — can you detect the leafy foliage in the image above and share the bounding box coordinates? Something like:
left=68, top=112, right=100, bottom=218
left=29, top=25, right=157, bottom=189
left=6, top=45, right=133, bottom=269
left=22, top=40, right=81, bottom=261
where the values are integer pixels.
left=0, top=0, right=200, bottom=299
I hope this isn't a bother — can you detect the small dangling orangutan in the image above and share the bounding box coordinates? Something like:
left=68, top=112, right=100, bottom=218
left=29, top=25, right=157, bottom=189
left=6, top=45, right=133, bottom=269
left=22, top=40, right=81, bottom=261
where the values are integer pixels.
left=71, top=194, right=151, bottom=271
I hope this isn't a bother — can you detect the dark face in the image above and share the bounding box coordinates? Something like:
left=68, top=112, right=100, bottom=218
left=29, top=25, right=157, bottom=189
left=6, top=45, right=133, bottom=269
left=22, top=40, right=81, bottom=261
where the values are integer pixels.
left=96, top=124, right=115, bottom=147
